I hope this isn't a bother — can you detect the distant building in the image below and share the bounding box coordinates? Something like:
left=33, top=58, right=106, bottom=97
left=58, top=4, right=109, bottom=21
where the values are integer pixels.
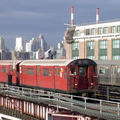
left=35, top=49, right=44, bottom=59
left=56, top=48, right=66, bottom=59
left=38, top=34, right=48, bottom=52
left=11, top=51, right=30, bottom=60
left=44, top=47, right=56, bottom=59
left=0, top=37, right=6, bottom=51
left=15, top=37, right=25, bottom=52
left=25, top=34, right=49, bottom=52
left=64, top=20, right=120, bottom=60
left=55, top=42, right=66, bottom=59
left=0, top=50, right=11, bottom=60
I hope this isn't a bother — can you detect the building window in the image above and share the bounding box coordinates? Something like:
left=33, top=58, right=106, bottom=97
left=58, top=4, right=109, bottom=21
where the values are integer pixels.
left=99, top=40, right=107, bottom=49
left=91, top=28, right=95, bottom=35
left=98, top=27, right=102, bottom=34
left=74, top=30, right=80, bottom=36
left=86, top=41, right=94, bottom=60
left=87, top=41, right=94, bottom=49
left=117, top=25, right=120, bottom=33
left=28, top=68, right=34, bottom=75
left=103, top=27, right=108, bottom=34
left=99, top=56, right=107, bottom=60
left=87, top=56, right=94, bottom=60
left=72, top=42, right=79, bottom=59
left=86, top=29, right=90, bottom=35
left=111, top=26, right=116, bottom=33
left=113, top=39, right=120, bottom=48
left=112, top=39, right=120, bottom=60
left=99, top=40, right=107, bottom=60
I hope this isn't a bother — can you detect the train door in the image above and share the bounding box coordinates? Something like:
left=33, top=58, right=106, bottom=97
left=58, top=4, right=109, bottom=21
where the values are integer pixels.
left=37, top=66, right=41, bottom=87
left=20, top=65, right=25, bottom=85
left=69, top=66, right=78, bottom=90
left=16, top=64, right=20, bottom=85
left=54, top=67, right=59, bottom=89
left=111, top=65, right=116, bottom=85
left=78, top=67, right=88, bottom=90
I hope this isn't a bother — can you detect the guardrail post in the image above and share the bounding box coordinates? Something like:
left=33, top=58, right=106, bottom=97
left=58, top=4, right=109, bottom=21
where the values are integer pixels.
left=118, top=103, right=120, bottom=116
left=56, top=93, right=59, bottom=112
left=6, top=85, right=8, bottom=91
left=107, top=86, right=109, bottom=101
left=84, top=97, right=86, bottom=110
left=30, top=89, right=31, bottom=98
left=100, top=100, right=102, bottom=113
left=71, top=95, right=73, bottom=106
left=21, top=88, right=23, bottom=96
left=18, top=87, right=20, bottom=95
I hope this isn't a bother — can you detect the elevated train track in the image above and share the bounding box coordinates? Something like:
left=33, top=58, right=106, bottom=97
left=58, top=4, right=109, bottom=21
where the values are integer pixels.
left=95, top=85, right=120, bottom=102
left=0, top=85, right=120, bottom=120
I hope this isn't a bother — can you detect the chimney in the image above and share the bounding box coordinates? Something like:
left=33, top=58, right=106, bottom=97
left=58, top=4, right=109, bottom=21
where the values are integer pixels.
left=71, top=6, right=74, bottom=26
left=96, top=8, right=99, bottom=24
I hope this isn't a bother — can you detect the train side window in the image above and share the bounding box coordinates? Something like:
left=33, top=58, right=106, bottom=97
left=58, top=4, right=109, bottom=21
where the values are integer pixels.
left=70, top=68, right=76, bottom=75
left=79, top=67, right=86, bottom=76
left=99, top=67, right=105, bottom=74
left=43, top=68, right=51, bottom=76
left=28, top=68, right=34, bottom=75
left=117, top=67, right=120, bottom=73
left=55, top=67, right=59, bottom=76
left=2, top=67, right=7, bottom=73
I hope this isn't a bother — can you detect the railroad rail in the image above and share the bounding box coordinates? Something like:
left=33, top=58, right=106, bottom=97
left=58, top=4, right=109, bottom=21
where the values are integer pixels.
left=96, top=85, right=120, bottom=101
left=0, top=85, right=120, bottom=120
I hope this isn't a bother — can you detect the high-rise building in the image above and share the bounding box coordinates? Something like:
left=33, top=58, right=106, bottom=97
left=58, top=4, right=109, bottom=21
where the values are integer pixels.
left=38, top=34, right=48, bottom=52
left=25, top=34, right=49, bottom=52
left=15, top=37, right=25, bottom=52
left=0, top=37, right=6, bottom=51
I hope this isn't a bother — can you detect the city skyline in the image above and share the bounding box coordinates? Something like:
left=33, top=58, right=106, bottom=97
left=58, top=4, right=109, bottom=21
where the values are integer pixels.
left=0, top=34, right=50, bottom=52
left=0, top=1, right=120, bottom=50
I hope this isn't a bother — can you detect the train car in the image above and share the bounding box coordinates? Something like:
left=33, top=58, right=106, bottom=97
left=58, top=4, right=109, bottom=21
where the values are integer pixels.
left=19, top=59, right=98, bottom=94
left=96, top=60, right=120, bottom=86
left=0, top=60, right=22, bottom=85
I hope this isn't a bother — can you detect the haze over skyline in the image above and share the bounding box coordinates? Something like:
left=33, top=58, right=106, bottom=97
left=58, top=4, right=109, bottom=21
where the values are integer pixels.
left=0, top=0, right=119, bottom=50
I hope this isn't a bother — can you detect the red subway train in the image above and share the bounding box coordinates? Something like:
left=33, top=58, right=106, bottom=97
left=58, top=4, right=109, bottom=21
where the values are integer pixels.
left=0, top=59, right=98, bottom=94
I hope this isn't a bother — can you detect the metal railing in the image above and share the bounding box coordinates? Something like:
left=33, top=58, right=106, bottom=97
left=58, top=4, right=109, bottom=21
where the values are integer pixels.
left=0, top=85, right=120, bottom=119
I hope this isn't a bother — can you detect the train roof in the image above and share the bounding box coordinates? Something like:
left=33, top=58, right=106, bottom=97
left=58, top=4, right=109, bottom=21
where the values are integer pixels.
left=19, top=59, right=97, bottom=66
left=19, top=59, right=75, bottom=66
left=0, top=60, right=22, bottom=65
left=95, top=60, right=120, bottom=65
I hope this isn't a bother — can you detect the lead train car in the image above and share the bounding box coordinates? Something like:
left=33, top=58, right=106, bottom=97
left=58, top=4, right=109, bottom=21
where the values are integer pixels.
left=19, top=59, right=98, bottom=94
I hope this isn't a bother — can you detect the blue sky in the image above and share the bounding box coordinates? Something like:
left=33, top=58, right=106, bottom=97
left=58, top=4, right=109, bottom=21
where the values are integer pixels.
left=0, top=0, right=120, bottom=50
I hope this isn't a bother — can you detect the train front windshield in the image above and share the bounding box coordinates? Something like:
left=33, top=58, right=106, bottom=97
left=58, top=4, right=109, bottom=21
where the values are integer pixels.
left=79, top=67, right=86, bottom=76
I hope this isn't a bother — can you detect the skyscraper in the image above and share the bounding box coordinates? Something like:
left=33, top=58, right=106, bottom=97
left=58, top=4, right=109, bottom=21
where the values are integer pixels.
left=15, top=37, right=25, bottom=52
left=25, top=34, right=49, bottom=52
left=0, top=37, right=6, bottom=51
